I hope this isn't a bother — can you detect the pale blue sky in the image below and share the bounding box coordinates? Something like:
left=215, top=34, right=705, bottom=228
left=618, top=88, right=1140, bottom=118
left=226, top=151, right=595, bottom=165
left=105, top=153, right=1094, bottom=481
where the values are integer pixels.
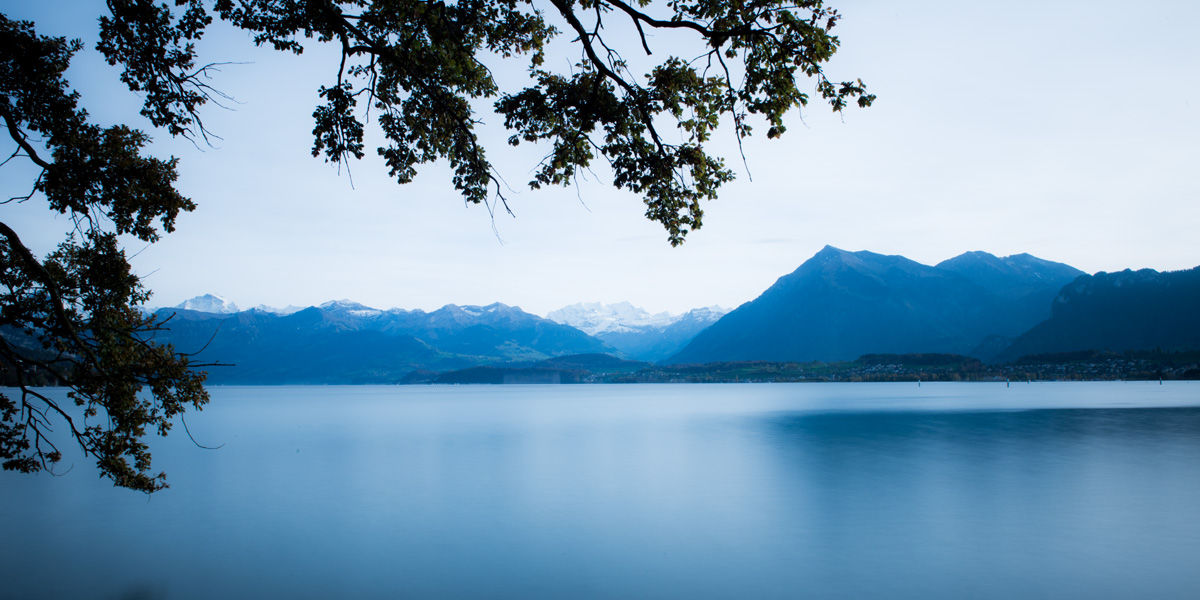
left=4, top=0, right=1198, bottom=316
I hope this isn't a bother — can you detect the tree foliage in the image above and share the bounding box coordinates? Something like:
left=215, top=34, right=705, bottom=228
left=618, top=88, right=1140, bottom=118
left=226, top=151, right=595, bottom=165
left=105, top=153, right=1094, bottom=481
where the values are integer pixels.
left=1, top=0, right=870, bottom=491
left=101, top=0, right=873, bottom=244
left=1, top=14, right=208, bottom=493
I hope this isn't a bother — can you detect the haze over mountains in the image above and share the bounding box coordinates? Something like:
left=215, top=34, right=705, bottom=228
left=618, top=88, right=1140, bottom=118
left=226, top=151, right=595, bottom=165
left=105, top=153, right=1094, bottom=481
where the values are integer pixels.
left=144, top=247, right=1200, bottom=383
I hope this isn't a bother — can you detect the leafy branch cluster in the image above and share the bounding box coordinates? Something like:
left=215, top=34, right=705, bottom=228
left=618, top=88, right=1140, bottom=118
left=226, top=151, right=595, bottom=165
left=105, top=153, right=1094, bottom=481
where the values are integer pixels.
left=1, top=14, right=209, bottom=493
left=99, top=0, right=873, bottom=244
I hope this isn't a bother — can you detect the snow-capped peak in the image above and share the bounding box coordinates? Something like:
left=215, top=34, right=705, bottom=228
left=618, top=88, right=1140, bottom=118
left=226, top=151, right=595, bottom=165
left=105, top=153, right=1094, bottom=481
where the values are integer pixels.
left=547, top=302, right=695, bottom=335
left=319, top=299, right=383, bottom=317
left=175, top=294, right=239, bottom=314
left=250, top=304, right=306, bottom=315
left=681, top=305, right=728, bottom=320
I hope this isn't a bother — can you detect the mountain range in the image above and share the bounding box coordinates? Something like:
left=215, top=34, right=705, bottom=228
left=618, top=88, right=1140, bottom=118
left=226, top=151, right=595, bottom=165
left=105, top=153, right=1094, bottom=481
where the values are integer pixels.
left=139, top=247, right=1199, bottom=383
left=672, top=246, right=1094, bottom=362
left=670, top=246, right=1087, bottom=363
left=151, top=301, right=615, bottom=383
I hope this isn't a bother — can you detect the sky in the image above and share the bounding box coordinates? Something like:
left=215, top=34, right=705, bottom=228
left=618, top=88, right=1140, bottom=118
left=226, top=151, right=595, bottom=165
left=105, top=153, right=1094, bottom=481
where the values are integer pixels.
left=4, top=0, right=1199, bottom=317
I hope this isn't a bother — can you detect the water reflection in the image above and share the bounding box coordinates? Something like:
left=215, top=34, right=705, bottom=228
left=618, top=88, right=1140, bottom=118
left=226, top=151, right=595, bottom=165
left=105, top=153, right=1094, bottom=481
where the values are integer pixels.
left=745, top=408, right=1200, bottom=599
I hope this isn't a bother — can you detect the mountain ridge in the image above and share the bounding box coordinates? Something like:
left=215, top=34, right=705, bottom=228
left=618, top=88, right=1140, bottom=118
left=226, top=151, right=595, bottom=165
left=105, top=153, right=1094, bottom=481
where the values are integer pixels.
left=670, top=246, right=1085, bottom=364
left=149, top=301, right=616, bottom=383
left=993, top=266, right=1200, bottom=362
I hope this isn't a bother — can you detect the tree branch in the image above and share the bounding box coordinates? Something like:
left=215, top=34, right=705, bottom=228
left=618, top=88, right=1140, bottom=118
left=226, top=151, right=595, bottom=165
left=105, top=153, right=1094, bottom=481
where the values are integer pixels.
left=0, top=103, right=51, bottom=170
left=549, top=0, right=664, bottom=151
left=0, top=222, right=104, bottom=373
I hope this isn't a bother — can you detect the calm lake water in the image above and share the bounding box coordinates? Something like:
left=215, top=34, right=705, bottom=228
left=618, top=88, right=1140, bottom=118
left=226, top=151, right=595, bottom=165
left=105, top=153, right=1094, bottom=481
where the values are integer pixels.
left=3, top=382, right=1200, bottom=599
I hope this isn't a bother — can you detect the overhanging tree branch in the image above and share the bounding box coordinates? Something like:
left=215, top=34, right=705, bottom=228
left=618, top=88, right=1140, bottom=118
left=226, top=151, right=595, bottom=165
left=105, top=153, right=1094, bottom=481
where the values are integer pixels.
left=2, top=14, right=210, bottom=493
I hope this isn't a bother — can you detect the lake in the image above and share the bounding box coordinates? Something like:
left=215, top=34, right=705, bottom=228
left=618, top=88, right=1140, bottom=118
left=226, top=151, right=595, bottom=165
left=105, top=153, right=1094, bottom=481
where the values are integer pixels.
left=3, top=382, right=1200, bottom=599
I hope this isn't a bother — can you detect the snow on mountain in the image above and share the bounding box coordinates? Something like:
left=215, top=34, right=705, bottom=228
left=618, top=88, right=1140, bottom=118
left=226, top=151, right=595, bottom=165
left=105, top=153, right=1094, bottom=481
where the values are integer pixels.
left=546, top=302, right=725, bottom=336
left=676, top=305, right=728, bottom=323
left=547, top=302, right=657, bottom=335
left=175, top=294, right=239, bottom=314
left=250, top=304, right=307, bottom=315
left=544, top=302, right=728, bottom=362
left=319, top=299, right=385, bottom=318
left=162, top=296, right=730, bottom=338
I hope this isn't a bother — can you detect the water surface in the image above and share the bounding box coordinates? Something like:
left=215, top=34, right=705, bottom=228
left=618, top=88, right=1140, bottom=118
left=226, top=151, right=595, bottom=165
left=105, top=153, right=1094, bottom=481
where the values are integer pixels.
left=3, top=382, right=1199, bottom=599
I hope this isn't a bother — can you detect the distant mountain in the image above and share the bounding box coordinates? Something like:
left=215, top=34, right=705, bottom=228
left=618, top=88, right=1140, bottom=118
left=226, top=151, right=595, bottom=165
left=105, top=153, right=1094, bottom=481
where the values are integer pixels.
left=669, top=246, right=1084, bottom=364
left=547, top=302, right=676, bottom=335
left=175, top=294, right=239, bottom=314
left=250, top=304, right=306, bottom=315
left=993, top=267, right=1200, bottom=362
left=150, top=301, right=615, bottom=383
left=546, top=302, right=728, bottom=361
left=593, top=307, right=728, bottom=362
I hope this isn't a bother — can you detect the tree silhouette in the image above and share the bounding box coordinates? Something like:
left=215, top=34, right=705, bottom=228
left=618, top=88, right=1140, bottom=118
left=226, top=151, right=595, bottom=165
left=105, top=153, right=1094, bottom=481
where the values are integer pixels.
left=1, top=0, right=871, bottom=491
left=101, top=0, right=873, bottom=244
left=1, top=14, right=209, bottom=493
